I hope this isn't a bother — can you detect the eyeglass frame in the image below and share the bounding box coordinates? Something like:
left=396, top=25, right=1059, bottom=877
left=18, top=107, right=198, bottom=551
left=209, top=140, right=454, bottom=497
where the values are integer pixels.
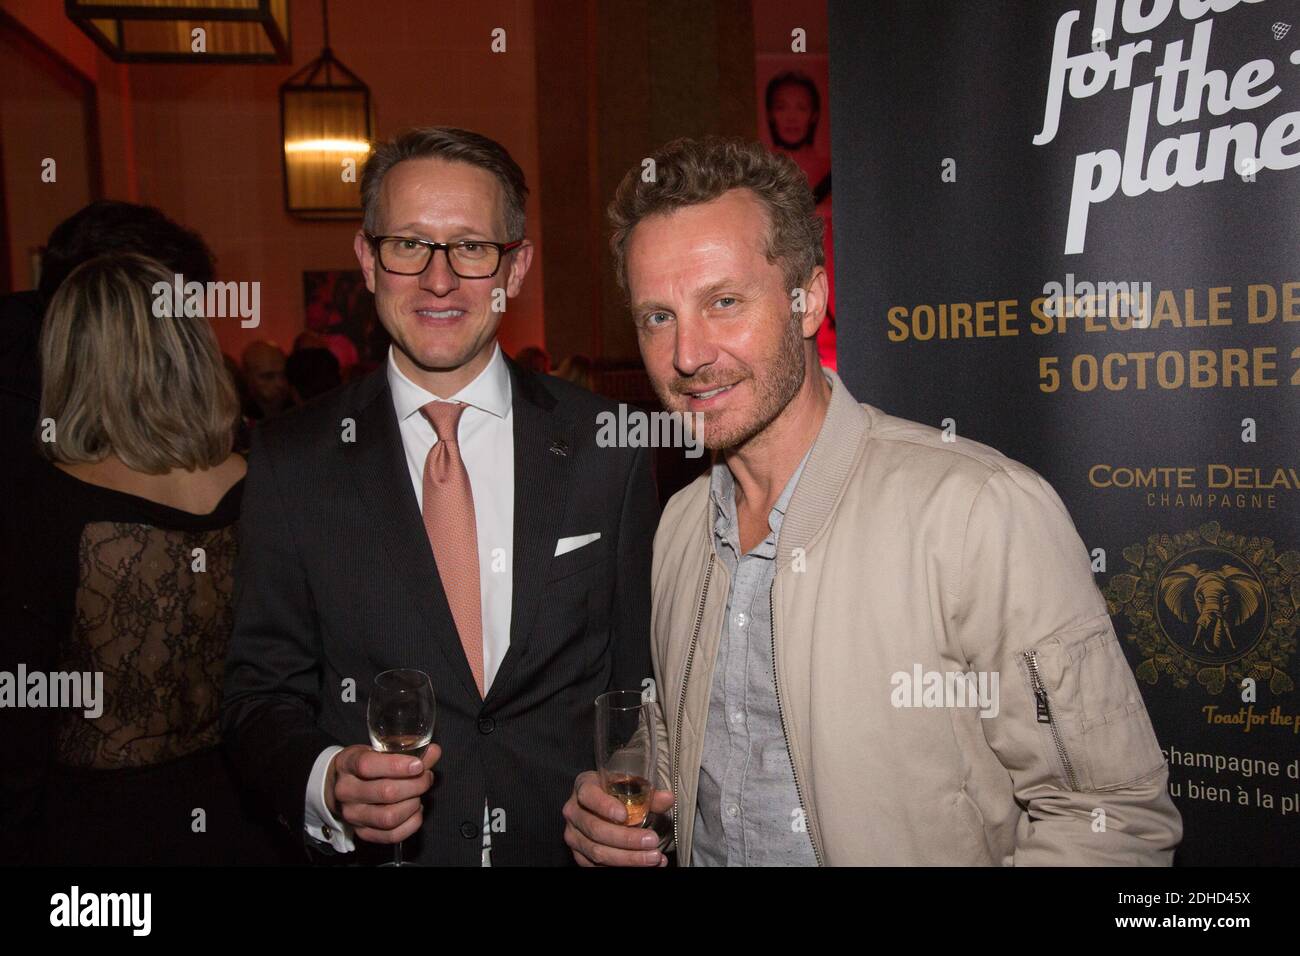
left=364, top=232, right=525, bottom=279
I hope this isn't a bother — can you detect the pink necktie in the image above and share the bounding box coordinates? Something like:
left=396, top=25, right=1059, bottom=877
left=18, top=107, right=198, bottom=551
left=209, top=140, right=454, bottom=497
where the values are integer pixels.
left=420, top=401, right=484, bottom=697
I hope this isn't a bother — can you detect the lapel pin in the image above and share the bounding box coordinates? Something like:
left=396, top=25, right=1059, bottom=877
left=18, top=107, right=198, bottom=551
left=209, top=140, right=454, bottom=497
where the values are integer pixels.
left=549, top=439, right=569, bottom=457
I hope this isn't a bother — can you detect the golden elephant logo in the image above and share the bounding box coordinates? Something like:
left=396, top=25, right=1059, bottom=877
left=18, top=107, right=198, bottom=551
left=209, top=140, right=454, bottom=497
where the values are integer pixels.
left=1105, top=524, right=1295, bottom=696
left=1159, top=559, right=1266, bottom=660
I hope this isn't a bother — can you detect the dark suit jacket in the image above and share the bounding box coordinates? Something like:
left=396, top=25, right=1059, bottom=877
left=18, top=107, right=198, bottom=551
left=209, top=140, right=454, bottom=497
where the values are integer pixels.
left=221, top=355, right=659, bottom=865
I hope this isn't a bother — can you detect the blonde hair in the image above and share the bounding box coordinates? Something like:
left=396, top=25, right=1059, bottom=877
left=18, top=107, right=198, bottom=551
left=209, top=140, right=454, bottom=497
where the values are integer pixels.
left=38, top=252, right=238, bottom=473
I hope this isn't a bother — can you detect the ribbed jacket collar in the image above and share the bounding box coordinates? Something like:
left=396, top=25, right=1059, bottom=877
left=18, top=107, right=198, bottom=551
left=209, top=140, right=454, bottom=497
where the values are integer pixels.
left=775, top=368, right=871, bottom=569
left=697, top=368, right=872, bottom=571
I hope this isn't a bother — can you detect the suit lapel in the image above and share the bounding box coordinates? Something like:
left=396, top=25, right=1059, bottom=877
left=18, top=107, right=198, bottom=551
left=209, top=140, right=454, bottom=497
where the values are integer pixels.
left=341, top=369, right=480, bottom=701
left=484, top=359, right=576, bottom=706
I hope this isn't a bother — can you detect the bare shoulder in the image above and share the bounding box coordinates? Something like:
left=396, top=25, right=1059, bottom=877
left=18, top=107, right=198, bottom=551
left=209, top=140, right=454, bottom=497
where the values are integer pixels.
left=221, top=452, right=248, bottom=484
left=188, top=453, right=246, bottom=511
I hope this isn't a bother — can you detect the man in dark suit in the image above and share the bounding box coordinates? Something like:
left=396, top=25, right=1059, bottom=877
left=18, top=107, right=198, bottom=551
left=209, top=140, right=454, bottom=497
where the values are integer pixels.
left=221, top=127, right=661, bottom=866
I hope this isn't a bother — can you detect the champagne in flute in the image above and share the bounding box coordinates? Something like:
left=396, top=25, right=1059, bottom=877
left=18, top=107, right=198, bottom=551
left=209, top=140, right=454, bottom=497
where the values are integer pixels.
left=604, top=772, right=652, bottom=827
left=594, top=690, right=657, bottom=828
left=367, top=668, right=436, bottom=867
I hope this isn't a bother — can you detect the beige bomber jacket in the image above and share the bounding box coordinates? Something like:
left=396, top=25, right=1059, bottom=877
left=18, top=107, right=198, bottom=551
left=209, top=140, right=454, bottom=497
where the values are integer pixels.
left=650, top=369, right=1183, bottom=865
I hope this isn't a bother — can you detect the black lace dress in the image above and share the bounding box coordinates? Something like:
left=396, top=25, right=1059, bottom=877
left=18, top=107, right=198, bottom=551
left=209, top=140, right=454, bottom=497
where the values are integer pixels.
left=1, top=456, right=289, bottom=865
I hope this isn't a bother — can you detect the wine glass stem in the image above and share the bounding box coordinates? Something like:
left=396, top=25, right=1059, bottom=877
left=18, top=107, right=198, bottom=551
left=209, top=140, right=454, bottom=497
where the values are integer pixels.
left=395, top=840, right=403, bottom=867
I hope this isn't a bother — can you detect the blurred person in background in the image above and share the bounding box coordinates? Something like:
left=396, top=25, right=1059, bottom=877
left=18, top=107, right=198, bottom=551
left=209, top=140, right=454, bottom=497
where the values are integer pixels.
left=554, top=353, right=594, bottom=392
left=223, top=353, right=255, bottom=455
left=285, top=347, right=343, bottom=405
left=512, top=344, right=550, bottom=374
left=240, top=340, right=296, bottom=422
left=0, top=201, right=218, bottom=491
left=294, top=328, right=360, bottom=384
left=293, top=330, right=330, bottom=351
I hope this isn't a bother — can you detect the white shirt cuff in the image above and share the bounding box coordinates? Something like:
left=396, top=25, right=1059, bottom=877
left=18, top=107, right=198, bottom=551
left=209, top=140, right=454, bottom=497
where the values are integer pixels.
left=305, top=745, right=355, bottom=853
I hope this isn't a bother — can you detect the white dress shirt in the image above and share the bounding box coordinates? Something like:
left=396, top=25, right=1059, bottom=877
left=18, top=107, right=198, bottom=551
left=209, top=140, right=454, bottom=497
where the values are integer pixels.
left=304, top=342, right=515, bottom=863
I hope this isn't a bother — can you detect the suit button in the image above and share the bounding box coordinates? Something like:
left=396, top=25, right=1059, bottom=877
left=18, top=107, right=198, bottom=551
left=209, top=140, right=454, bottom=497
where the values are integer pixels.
left=477, top=717, right=495, bottom=734
left=460, top=821, right=478, bottom=839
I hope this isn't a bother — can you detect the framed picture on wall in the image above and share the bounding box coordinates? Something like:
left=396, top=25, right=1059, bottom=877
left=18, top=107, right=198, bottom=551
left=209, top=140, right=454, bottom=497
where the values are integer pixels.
left=756, top=54, right=836, bottom=368
left=301, top=269, right=390, bottom=378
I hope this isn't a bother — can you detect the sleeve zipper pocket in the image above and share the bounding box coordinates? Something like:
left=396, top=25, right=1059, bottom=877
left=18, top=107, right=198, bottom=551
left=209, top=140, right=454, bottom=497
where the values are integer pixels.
left=1023, top=648, right=1081, bottom=792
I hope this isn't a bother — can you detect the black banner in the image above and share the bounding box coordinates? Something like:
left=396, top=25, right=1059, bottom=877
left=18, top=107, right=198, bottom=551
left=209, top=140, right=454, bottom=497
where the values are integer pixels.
left=831, top=0, right=1300, bottom=865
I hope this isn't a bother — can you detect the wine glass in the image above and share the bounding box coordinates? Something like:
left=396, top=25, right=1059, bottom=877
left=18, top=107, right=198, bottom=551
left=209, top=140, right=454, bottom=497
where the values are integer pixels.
left=367, top=668, right=436, bottom=867
left=594, top=690, right=657, bottom=827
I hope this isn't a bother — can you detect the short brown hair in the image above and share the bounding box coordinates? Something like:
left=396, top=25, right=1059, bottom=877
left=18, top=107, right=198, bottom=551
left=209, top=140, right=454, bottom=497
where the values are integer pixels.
left=38, top=252, right=238, bottom=473
left=607, top=136, right=824, bottom=295
left=360, top=126, right=528, bottom=239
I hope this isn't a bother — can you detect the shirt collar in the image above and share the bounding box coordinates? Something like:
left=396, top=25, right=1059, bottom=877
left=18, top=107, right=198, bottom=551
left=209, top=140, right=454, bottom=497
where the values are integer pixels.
left=772, top=447, right=812, bottom=517
left=386, top=341, right=512, bottom=423
left=708, top=459, right=732, bottom=515
left=710, top=444, right=813, bottom=542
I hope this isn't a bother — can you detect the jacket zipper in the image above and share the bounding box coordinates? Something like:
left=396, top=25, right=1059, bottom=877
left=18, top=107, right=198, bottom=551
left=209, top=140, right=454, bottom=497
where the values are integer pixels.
left=1023, top=649, right=1080, bottom=791
left=770, top=582, right=824, bottom=866
left=672, top=552, right=714, bottom=859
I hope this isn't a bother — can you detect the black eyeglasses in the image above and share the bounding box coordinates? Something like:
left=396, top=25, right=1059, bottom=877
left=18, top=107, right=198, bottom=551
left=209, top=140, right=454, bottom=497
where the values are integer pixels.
left=365, top=233, right=524, bottom=278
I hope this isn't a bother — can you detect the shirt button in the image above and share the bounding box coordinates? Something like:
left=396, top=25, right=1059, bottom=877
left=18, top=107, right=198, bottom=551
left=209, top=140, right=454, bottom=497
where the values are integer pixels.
left=726, top=804, right=739, bottom=817
left=459, top=821, right=478, bottom=839
left=321, top=824, right=333, bottom=839
left=735, top=612, right=747, bottom=628
left=477, top=716, right=496, bottom=734
left=731, top=711, right=743, bottom=723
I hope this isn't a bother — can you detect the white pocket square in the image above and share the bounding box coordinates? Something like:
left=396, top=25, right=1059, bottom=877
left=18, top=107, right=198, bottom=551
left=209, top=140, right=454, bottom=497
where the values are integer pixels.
left=554, top=532, right=601, bottom=557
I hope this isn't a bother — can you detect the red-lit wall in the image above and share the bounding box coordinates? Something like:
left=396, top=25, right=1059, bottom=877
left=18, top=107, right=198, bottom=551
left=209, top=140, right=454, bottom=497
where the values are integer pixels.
left=5, top=0, right=547, bottom=360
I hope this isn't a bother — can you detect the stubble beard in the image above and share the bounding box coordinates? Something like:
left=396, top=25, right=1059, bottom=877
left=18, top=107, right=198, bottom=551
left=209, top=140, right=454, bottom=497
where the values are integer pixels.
left=657, top=313, right=807, bottom=453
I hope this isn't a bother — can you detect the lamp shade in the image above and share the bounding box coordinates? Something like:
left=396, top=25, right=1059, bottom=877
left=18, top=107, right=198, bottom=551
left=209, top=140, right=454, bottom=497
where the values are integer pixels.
left=280, top=50, right=372, bottom=219
left=66, top=0, right=290, bottom=63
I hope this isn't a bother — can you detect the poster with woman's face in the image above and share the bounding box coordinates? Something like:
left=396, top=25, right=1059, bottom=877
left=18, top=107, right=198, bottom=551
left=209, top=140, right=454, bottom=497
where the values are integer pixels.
left=758, top=56, right=831, bottom=180
left=756, top=55, right=835, bottom=368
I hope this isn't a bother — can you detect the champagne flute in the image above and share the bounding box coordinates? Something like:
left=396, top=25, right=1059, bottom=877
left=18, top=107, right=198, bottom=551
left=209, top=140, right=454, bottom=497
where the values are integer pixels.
left=594, top=690, right=657, bottom=827
left=367, top=668, right=436, bottom=867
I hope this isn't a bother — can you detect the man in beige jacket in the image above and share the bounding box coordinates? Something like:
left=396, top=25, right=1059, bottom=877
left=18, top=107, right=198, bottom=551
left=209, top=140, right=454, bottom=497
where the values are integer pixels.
left=562, top=136, right=1182, bottom=866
